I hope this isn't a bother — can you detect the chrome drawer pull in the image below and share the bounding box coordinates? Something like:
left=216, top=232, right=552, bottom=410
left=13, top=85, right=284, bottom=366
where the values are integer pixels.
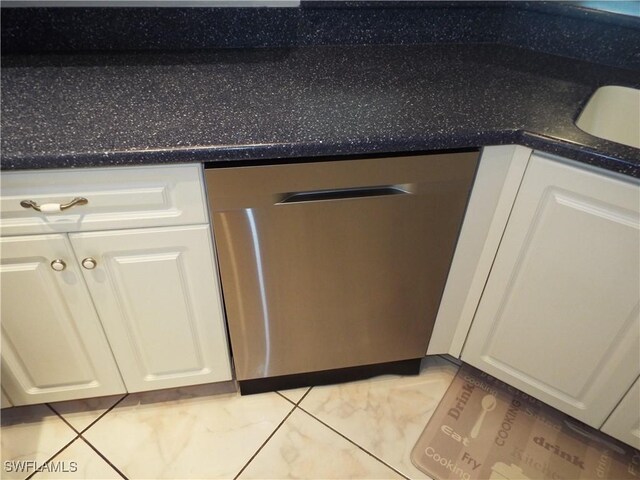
left=20, top=197, right=88, bottom=212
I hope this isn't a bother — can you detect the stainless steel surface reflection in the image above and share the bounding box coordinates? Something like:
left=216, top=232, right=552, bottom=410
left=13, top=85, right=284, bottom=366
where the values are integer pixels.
left=206, top=153, right=478, bottom=381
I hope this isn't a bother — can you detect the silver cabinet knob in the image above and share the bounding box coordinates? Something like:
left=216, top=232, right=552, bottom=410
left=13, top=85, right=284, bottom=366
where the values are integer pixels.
left=50, top=259, right=67, bottom=271
left=81, top=257, right=97, bottom=270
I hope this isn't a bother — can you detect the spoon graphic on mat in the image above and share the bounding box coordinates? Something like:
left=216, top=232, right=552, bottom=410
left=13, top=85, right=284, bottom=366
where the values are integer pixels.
left=470, top=394, right=497, bottom=439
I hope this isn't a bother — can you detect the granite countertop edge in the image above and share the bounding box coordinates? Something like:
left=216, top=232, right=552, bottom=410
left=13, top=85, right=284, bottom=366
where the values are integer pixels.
left=2, top=128, right=638, bottom=178
left=2, top=43, right=639, bottom=178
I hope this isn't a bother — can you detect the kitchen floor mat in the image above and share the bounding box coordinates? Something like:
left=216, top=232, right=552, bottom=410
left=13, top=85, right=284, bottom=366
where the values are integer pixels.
left=411, top=363, right=639, bottom=480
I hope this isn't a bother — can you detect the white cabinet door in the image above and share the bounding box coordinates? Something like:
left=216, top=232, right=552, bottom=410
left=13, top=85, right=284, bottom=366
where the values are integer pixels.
left=601, top=376, right=640, bottom=449
left=462, top=153, right=640, bottom=428
left=70, top=225, right=232, bottom=392
left=0, top=234, right=125, bottom=405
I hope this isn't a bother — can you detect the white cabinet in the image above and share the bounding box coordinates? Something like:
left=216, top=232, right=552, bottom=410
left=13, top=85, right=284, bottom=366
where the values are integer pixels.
left=0, top=164, right=232, bottom=404
left=0, top=234, right=125, bottom=405
left=461, top=153, right=640, bottom=429
left=601, top=376, right=640, bottom=450
left=70, top=225, right=232, bottom=392
left=428, top=145, right=532, bottom=356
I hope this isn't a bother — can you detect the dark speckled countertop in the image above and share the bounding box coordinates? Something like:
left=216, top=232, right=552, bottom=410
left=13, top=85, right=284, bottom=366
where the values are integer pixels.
left=2, top=6, right=640, bottom=177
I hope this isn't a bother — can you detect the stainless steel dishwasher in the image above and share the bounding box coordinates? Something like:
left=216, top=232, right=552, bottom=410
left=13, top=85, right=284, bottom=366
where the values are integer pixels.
left=206, top=152, right=479, bottom=393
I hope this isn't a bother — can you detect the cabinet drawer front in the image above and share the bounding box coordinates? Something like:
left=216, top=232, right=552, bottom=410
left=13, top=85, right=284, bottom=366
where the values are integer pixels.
left=0, top=164, right=207, bottom=236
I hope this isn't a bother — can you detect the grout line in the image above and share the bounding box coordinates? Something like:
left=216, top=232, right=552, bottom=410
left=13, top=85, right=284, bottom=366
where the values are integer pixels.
left=275, top=386, right=313, bottom=407
left=275, top=390, right=296, bottom=406
left=46, top=403, right=81, bottom=435
left=232, top=402, right=297, bottom=480
left=79, top=436, right=129, bottom=480
left=25, top=434, right=80, bottom=480
left=78, top=394, right=129, bottom=435
left=296, top=405, right=411, bottom=480
left=296, top=386, right=313, bottom=405
left=46, top=393, right=129, bottom=437
left=34, top=396, right=130, bottom=479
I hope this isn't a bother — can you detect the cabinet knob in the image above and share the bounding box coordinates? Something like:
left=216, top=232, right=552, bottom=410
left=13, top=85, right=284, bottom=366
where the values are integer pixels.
left=50, top=259, right=67, bottom=271
left=81, top=257, right=97, bottom=270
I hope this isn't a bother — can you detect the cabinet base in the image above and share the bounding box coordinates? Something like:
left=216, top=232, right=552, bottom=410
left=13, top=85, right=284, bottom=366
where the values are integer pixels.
left=238, top=358, right=422, bottom=396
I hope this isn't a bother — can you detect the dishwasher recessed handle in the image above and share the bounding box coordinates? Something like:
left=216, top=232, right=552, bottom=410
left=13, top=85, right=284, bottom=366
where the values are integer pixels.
left=279, top=186, right=409, bottom=204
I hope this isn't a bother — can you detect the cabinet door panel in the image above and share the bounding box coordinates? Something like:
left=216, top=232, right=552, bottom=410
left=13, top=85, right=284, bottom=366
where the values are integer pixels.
left=462, top=154, right=640, bottom=428
left=70, top=225, right=232, bottom=392
left=0, top=234, right=125, bottom=405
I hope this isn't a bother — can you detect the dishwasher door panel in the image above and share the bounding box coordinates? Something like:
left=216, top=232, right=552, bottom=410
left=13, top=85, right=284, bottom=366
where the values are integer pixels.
left=207, top=153, right=478, bottom=381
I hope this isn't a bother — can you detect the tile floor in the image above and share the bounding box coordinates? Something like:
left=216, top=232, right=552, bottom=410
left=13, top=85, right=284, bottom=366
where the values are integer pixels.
left=1, top=356, right=459, bottom=480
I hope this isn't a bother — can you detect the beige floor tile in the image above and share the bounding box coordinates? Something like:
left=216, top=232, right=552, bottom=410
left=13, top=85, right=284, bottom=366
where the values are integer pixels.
left=31, top=437, right=124, bottom=479
left=47, top=394, right=126, bottom=433
left=277, top=387, right=311, bottom=404
left=298, top=356, right=458, bottom=479
left=238, top=408, right=403, bottom=479
left=82, top=384, right=294, bottom=479
left=1, top=404, right=77, bottom=480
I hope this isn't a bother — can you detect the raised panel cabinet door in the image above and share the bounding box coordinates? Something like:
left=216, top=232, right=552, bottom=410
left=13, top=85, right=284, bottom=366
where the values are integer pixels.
left=69, top=225, right=232, bottom=392
left=601, top=376, right=640, bottom=450
left=0, top=234, right=125, bottom=405
left=461, top=153, right=640, bottom=428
